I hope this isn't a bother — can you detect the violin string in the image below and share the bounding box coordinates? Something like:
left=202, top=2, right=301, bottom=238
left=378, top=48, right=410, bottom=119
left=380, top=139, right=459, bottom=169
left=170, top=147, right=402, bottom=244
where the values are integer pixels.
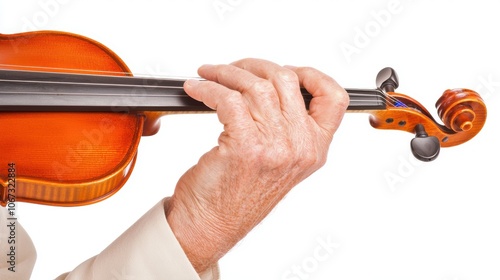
left=377, top=91, right=408, bottom=108
left=0, top=78, right=403, bottom=108
left=0, top=91, right=384, bottom=108
left=0, top=64, right=408, bottom=108
left=0, top=78, right=188, bottom=89
left=0, top=75, right=384, bottom=95
left=0, top=88, right=389, bottom=105
left=0, top=79, right=390, bottom=100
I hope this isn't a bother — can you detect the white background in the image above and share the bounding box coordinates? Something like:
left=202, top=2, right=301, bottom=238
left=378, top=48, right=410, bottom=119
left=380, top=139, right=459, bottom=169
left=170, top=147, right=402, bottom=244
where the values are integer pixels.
left=1, top=0, right=499, bottom=279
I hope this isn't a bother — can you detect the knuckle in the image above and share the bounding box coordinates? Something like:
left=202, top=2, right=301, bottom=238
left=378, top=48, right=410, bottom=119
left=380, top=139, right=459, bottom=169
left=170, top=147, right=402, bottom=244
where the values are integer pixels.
left=218, top=89, right=243, bottom=109
left=249, top=80, right=275, bottom=95
left=237, top=134, right=327, bottom=175
left=335, top=87, right=350, bottom=110
left=264, top=140, right=297, bottom=169
left=295, top=136, right=327, bottom=170
left=243, top=140, right=289, bottom=169
left=217, top=90, right=247, bottom=117
left=274, top=69, right=299, bottom=84
left=300, top=152, right=317, bottom=167
left=297, top=147, right=320, bottom=169
left=321, top=75, right=349, bottom=110
left=224, top=90, right=243, bottom=104
left=298, top=66, right=320, bottom=79
left=298, top=66, right=315, bottom=75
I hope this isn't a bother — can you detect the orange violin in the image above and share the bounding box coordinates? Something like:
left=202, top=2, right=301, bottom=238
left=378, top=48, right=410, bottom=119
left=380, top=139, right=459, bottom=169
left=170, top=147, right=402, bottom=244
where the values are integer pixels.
left=0, top=31, right=487, bottom=207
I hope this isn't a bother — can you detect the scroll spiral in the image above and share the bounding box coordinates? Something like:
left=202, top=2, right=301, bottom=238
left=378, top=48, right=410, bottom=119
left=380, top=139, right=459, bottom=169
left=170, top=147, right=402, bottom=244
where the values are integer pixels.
left=436, top=88, right=487, bottom=134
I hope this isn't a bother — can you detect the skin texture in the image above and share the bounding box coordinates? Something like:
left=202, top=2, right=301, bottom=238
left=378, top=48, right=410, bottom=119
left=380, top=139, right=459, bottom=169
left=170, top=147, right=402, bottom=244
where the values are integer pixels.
left=165, top=58, right=349, bottom=273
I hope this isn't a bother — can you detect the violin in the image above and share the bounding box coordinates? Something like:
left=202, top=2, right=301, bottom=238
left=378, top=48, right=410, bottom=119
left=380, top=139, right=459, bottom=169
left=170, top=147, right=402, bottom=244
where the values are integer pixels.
left=0, top=30, right=487, bottom=207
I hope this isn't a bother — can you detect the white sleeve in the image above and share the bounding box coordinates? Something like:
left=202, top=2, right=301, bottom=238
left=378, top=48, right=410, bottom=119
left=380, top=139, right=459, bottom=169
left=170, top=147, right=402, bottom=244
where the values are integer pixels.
left=56, top=198, right=219, bottom=280
left=0, top=206, right=37, bottom=280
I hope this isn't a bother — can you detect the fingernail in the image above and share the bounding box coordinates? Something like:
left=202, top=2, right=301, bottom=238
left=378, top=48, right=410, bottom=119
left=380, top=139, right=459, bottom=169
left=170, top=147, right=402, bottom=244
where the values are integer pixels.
left=184, top=79, right=200, bottom=88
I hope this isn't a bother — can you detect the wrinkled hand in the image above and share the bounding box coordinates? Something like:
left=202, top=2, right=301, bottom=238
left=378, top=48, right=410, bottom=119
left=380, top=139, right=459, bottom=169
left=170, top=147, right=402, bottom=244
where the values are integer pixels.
left=166, top=58, right=348, bottom=272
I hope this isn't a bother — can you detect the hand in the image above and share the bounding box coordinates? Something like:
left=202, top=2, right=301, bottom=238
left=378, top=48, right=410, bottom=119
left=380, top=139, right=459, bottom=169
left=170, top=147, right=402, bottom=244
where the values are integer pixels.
left=166, top=58, right=348, bottom=272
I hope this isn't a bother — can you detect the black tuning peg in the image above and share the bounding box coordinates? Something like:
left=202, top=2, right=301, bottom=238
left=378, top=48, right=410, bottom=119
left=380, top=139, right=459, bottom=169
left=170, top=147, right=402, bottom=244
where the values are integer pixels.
left=411, top=124, right=440, bottom=161
left=376, top=67, right=399, bottom=93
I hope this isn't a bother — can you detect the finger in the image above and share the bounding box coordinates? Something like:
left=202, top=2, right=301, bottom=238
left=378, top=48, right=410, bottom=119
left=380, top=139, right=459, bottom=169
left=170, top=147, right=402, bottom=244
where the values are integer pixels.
left=287, top=66, right=349, bottom=135
left=183, top=79, right=253, bottom=130
left=197, top=63, right=282, bottom=124
left=231, top=58, right=307, bottom=119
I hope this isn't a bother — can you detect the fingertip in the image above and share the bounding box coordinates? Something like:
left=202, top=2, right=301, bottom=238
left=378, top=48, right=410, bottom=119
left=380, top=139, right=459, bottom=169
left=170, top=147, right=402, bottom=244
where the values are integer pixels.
left=197, top=64, right=216, bottom=77
left=184, top=79, right=201, bottom=88
left=183, top=79, right=204, bottom=102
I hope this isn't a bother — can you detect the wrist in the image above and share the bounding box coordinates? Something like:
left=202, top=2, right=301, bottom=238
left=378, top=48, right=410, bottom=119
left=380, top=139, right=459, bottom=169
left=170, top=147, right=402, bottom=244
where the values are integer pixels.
left=165, top=194, right=236, bottom=273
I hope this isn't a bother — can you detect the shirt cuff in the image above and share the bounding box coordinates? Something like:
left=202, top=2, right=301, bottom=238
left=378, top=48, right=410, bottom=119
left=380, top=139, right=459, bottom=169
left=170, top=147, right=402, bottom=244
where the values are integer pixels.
left=58, top=198, right=219, bottom=280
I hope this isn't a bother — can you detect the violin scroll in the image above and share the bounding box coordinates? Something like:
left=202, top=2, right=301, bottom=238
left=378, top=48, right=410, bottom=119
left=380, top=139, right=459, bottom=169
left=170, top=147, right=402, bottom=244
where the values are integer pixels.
left=436, top=88, right=484, bottom=133
left=367, top=68, right=487, bottom=160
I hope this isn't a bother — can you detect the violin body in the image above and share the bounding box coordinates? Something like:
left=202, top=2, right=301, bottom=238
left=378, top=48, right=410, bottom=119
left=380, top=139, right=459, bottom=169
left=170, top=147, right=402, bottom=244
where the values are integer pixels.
left=0, top=31, right=156, bottom=206
left=0, top=31, right=487, bottom=207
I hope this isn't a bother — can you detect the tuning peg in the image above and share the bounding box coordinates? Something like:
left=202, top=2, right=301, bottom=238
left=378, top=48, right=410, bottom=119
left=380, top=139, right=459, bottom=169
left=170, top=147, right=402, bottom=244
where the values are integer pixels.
left=376, top=67, right=399, bottom=93
left=410, top=124, right=440, bottom=161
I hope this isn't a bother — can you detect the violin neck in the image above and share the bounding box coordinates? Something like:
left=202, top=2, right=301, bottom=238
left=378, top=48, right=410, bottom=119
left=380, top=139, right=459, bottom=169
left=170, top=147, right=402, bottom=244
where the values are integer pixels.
left=0, top=69, right=386, bottom=112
